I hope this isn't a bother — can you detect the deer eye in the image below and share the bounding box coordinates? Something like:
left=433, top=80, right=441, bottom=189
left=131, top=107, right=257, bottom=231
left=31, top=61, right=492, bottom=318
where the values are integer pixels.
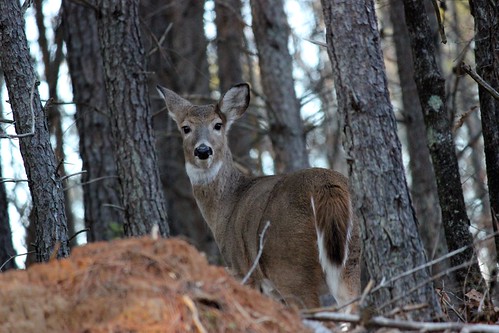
left=181, top=126, right=191, bottom=134
left=214, top=123, right=223, bottom=131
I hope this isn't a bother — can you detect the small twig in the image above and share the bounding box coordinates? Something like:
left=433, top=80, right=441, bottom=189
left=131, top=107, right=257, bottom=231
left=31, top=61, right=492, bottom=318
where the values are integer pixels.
left=21, top=0, right=33, bottom=14
left=377, top=258, right=477, bottom=311
left=431, top=0, right=447, bottom=44
left=303, top=37, right=328, bottom=48
left=303, top=311, right=499, bottom=332
left=101, top=204, right=125, bottom=211
left=182, top=295, right=207, bottom=333
left=386, top=303, right=428, bottom=317
left=63, top=175, right=119, bottom=191
left=0, top=178, right=29, bottom=184
left=49, top=242, right=62, bottom=261
left=4, top=80, right=38, bottom=139
left=0, top=251, right=36, bottom=272
left=67, top=228, right=90, bottom=244
left=60, top=170, right=87, bottom=182
left=453, top=106, right=479, bottom=133
left=242, top=221, right=271, bottom=285
left=461, top=62, right=499, bottom=100
left=0, top=118, right=14, bottom=124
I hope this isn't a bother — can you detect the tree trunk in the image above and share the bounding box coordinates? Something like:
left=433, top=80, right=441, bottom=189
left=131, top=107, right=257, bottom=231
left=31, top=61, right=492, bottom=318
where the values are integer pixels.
left=0, top=74, right=17, bottom=270
left=401, top=0, right=485, bottom=293
left=0, top=161, right=17, bottom=271
left=139, top=0, right=215, bottom=258
left=215, top=0, right=258, bottom=171
left=62, top=0, right=124, bottom=241
left=321, top=0, right=441, bottom=320
left=0, top=0, right=70, bottom=262
left=95, top=0, right=169, bottom=237
left=34, top=0, right=77, bottom=247
left=468, top=0, right=499, bottom=270
left=250, top=0, right=309, bottom=173
left=389, top=0, right=450, bottom=278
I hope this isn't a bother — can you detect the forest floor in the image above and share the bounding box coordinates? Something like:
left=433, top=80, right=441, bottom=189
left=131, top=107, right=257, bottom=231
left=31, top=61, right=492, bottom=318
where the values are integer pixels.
left=0, top=237, right=308, bottom=333
left=1, top=237, right=498, bottom=333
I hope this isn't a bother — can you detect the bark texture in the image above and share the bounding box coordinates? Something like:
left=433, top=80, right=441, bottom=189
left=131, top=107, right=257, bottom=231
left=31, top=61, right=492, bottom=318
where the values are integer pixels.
left=0, top=153, right=17, bottom=271
left=469, top=0, right=499, bottom=266
left=62, top=0, right=124, bottom=241
left=251, top=0, right=309, bottom=173
left=321, top=0, right=441, bottom=319
left=389, top=0, right=449, bottom=276
left=34, top=0, right=77, bottom=246
left=0, top=0, right=70, bottom=262
left=140, top=0, right=216, bottom=259
left=401, top=0, right=484, bottom=292
left=95, top=0, right=169, bottom=237
left=215, top=0, right=259, bottom=171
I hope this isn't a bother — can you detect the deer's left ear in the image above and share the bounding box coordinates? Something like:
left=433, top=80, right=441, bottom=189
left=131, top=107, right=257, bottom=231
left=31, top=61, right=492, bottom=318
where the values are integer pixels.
left=218, top=83, right=250, bottom=130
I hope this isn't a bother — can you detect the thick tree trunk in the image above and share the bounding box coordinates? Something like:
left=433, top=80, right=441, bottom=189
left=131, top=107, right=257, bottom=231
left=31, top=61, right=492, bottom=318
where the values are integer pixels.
left=0, top=83, right=17, bottom=270
left=95, top=0, right=170, bottom=237
left=321, top=0, right=441, bottom=320
left=250, top=0, right=309, bottom=173
left=62, top=0, right=124, bottom=241
left=389, top=0, right=450, bottom=277
left=469, top=0, right=499, bottom=270
left=215, top=0, right=260, bottom=172
left=34, top=1, right=77, bottom=246
left=401, top=0, right=485, bottom=293
left=0, top=161, right=17, bottom=271
left=139, top=0, right=216, bottom=259
left=0, top=0, right=70, bottom=262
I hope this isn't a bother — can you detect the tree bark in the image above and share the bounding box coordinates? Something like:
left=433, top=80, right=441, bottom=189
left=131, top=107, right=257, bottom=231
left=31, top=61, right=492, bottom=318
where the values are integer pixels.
left=62, top=0, right=124, bottom=241
left=95, top=0, right=170, bottom=237
left=250, top=0, right=309, bottom=173
left=0, top=74, right=17, bottom=270
left=0, top=161, right=17, bottom=271
left=321, top=0, right=441, bottom=320
left=139, top=0, right=215, bottom=258
left=0, top=0, right=70, bottom=262
left=401, top=0, right=485, bottom=293
left=34, top=0, right=77, bottom=246
left=389, top=0, right=449, bottom=277
left=468, top=0, right=499, bottom=269
left=215, top=0, right=259, bottom=171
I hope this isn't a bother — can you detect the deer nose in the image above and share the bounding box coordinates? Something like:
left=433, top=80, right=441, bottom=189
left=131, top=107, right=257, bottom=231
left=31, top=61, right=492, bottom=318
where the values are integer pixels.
left=194, top=144, right=213, bottom=160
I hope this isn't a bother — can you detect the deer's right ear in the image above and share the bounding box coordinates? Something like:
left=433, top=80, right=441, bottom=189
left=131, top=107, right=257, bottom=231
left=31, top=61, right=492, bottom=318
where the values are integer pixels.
left=156, top=85, right=191, bottom=123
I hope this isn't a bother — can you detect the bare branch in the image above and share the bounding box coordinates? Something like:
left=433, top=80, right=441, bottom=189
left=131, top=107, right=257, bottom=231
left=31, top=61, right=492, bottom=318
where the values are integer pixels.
left=303, top=311, right=499, bottom=332
left=242, top=221, right=271, bottom=285
left=461, top=62, right=499, bottom=100
left=0, top=251, right=35, bottom=272
left=0, top=178, right=29, bottom=184
left=431, top=0, right=447, bottom=44
left=60, top=170, right=87, bottom=182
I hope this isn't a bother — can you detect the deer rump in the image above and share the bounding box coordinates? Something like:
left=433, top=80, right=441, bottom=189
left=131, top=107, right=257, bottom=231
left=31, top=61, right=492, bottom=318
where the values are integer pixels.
left=215, top=168, right=351, bottom=308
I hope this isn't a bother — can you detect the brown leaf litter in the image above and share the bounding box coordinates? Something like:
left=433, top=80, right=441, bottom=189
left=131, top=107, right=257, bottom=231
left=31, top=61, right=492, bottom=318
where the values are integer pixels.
left=0, top=237, right=309, bottom=333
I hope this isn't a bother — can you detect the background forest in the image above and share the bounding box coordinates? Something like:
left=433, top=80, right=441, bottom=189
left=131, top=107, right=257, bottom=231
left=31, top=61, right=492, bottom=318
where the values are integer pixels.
left=1, top=0, right=498, bottom=325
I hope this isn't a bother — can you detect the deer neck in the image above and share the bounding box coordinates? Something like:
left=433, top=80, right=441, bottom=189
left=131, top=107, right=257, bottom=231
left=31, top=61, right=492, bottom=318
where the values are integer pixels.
left=188, top=152, right=246, bottom=234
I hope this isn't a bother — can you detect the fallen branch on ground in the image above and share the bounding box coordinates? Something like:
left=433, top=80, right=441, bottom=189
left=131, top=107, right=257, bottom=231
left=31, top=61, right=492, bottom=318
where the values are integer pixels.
left=303, top=311, right=499, bottom=332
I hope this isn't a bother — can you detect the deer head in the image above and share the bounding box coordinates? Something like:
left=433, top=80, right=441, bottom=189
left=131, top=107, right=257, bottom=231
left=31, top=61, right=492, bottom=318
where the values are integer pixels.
left=157, top=83, right=249, bottom=185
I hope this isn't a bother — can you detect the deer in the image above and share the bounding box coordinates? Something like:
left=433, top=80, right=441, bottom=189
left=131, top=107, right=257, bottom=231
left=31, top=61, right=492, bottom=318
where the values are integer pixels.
left=157, top=83, right=360, bottom=310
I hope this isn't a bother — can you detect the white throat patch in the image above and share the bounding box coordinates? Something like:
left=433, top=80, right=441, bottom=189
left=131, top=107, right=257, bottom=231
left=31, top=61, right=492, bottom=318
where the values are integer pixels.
left=186, top=161, right=222, bottom=185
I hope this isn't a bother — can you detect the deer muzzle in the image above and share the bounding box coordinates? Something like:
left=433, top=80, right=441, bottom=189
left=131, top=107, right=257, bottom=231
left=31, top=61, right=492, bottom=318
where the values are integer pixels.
left=194, top=144, right=213, bottom=160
